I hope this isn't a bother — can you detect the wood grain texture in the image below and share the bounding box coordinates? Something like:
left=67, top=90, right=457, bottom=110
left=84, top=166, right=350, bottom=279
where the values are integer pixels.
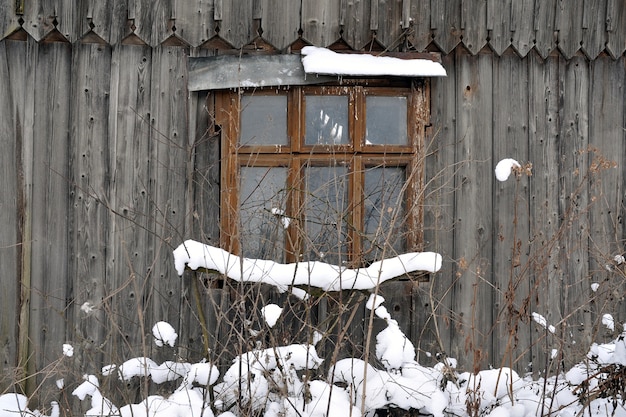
left=450, top=48, right=494, bottom=369
left=490, top=52, right=531, bottom=370
left=0, top=40, right=21, bottom=389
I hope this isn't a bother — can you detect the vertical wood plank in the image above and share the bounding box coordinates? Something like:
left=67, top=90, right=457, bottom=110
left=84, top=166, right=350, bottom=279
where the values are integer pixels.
left=461, top=0, right=488, bottom=54
left=218, top=0, right=253, bottom=47
left=510, top=0, right=535, bottom=57
left=373, top=0, right=404, bottom=50
left=554, top=0, right=584, bottom=59
left=106, top=43, right=154, bottom=364
left=587, top=56, right=626, bottom=337
left=69, top=42, right=113, bottom=376
left=173, top=0, right=216, bottom=46
left=527, top=51, right=562, bottom=376
left=533, top=0, right=558, bottom=58
left=487, top=0, right=512, bottom=55
left=148, top=45, right=189, bottom=340
left=341, top=0, right=368, bottom=49
left=450, top=48, right=493, bottom=371
left=261, top=0, right=300, bottom=50
left=407, top=0, right=431, bottom=51
left=557, top=55, right=591, bottom=368
left=605, top=0, right=626, bottom=59
left=0, top=39, right=23, bottom=390
left=301, top=0, right=341, bottom=47
left=430, top=0, right=461, bottom=53
left=424, top=52, right=456, bottom=359
left=491, top=52, right=531, bottom=371
left=27, top=41, right=73, bottom=406
left=580, top=0, right=607, bottom=59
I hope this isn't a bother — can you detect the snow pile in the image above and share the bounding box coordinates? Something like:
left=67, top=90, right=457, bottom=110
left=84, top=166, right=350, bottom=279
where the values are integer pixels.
left=9, top=240, right=626, bottom=417
left=152, top=321, right=178, bottom=347
left=301, top=46, right=447, bottom=77
left=173, top=240, right=442, bottom=297
left=261, top=303, right=283, bottom=327
left=0, top=394, right=59, bottom=417
left=495, top=158, right=521, bottom=182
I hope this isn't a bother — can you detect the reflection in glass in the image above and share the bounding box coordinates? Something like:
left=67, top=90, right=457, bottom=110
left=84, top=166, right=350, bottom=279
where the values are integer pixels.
left=303, top=164, right=349, bottom=263
left=362, top=166, right=406, bottom=263
left=305, top=95, right=349, bottom=145
left=240, top=95, right=288, bottom=146
left=240, top=167, right=288, bottom=261
left=365, top=96, right=408, bottom=145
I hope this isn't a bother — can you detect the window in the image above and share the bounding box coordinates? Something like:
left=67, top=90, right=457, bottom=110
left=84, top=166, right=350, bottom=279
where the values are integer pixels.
left=216, top=80, right=428, bottom=267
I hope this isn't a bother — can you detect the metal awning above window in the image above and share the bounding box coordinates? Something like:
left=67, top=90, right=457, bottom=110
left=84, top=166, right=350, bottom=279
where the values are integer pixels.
left=188, top=49, right=446, bottom=91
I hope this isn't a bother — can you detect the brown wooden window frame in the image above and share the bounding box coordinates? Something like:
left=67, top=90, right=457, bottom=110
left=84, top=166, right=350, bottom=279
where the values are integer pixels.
left=215, top=79, right=430, bottom=266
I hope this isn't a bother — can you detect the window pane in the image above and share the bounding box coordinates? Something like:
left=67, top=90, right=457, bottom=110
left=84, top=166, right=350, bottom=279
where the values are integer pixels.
left=305, top=95, right=349, bottom=145
left=240, top=95, right=288, bottom=146
left=365, top=96, right=408, bottom=145
left=240, top=167, right=288, bottom=261
left=363, top=166, right=406, bottom=263
left=303, top=164, right=349, bottom=263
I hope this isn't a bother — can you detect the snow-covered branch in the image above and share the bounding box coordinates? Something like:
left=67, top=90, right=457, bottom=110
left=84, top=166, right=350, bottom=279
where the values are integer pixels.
left=173, top=239, right=442, bottom=294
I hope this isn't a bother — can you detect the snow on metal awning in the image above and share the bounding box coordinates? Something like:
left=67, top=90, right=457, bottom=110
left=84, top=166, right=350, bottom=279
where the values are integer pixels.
left=188, top=49, right=446, bottom=91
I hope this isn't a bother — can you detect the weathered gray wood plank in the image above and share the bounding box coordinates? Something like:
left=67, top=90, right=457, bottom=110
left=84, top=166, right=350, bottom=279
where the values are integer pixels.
left=24, top=41, right=73, bottom=408
left=371, top=0, right=404, bottom=51
left=555, top=0, right=584, bottom=59
left=587, top=56, right=625, bottom=339
left=174, top=0, right=216, bottom=46
left=302, top=0, right=342, bottom=47
left=487, top=0, right=513, bottom=55
left=460, top=0, right=487, bottom=54
left=132, top=0, right=172, bottom=46
left=259, top=0, right=300, bottom=50
left=407, top=0, right=432, bottom=51
left=491, top=52, right=532, bottom=370
left=527, top=52, right=562, bottom=376
left=106, top=43, right=155, bottom=363
left=430, top=0, right=461, bottom=53
left=557, top=55, right=591, bottom=368
left=148, top=45, right=189, bottom=332
left=215, top=0, right=253, bottom=47
left=69, top=42, right=113, bottom=376
left=450, top=48, right=494, bottom=370
left=510, top=0, right=535, bottom=57
left=424, top=52, right=457, bottom=359
left=533, top=0, right=558, bottom=59
left=605, top=0, right=626, bottom=58
left=0, top=39, right=21, bottom=389
left=581, top=0, right=608, bottom=59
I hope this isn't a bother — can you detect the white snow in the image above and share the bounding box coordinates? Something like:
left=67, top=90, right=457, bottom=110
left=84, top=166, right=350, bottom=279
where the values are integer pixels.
left=261, top=304, right=283, bottom=327
left=532, top=312, right=556, bottom=334
left=602, top=313, right=615, bottom=331
left=495, top=158, right=521, bottom=182
left=152, top=321, right=178, bottom=347
left=62, top=343, right=74, bottom=357
left=301, top=46, right=447, bottom=77
left=173, top=240, right=442, bottom=295
left=591, top=282, right=600, bottom=292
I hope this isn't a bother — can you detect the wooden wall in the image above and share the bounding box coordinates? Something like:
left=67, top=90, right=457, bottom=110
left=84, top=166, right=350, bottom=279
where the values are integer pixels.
left=0, top=0, right=625, bottom=408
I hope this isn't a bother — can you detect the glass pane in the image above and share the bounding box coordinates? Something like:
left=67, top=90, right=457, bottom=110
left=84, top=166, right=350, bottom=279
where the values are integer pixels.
left=365, top=96, right=408, bottom=145
left=240, top=167, right=288, bottom=261
left=362, top=166, right=407, bottom=263
left=303, top=164, right=349, bottom=263
left=305, top=95, right=349, bottom=145
left=240, top=95, right=288, bottom=146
